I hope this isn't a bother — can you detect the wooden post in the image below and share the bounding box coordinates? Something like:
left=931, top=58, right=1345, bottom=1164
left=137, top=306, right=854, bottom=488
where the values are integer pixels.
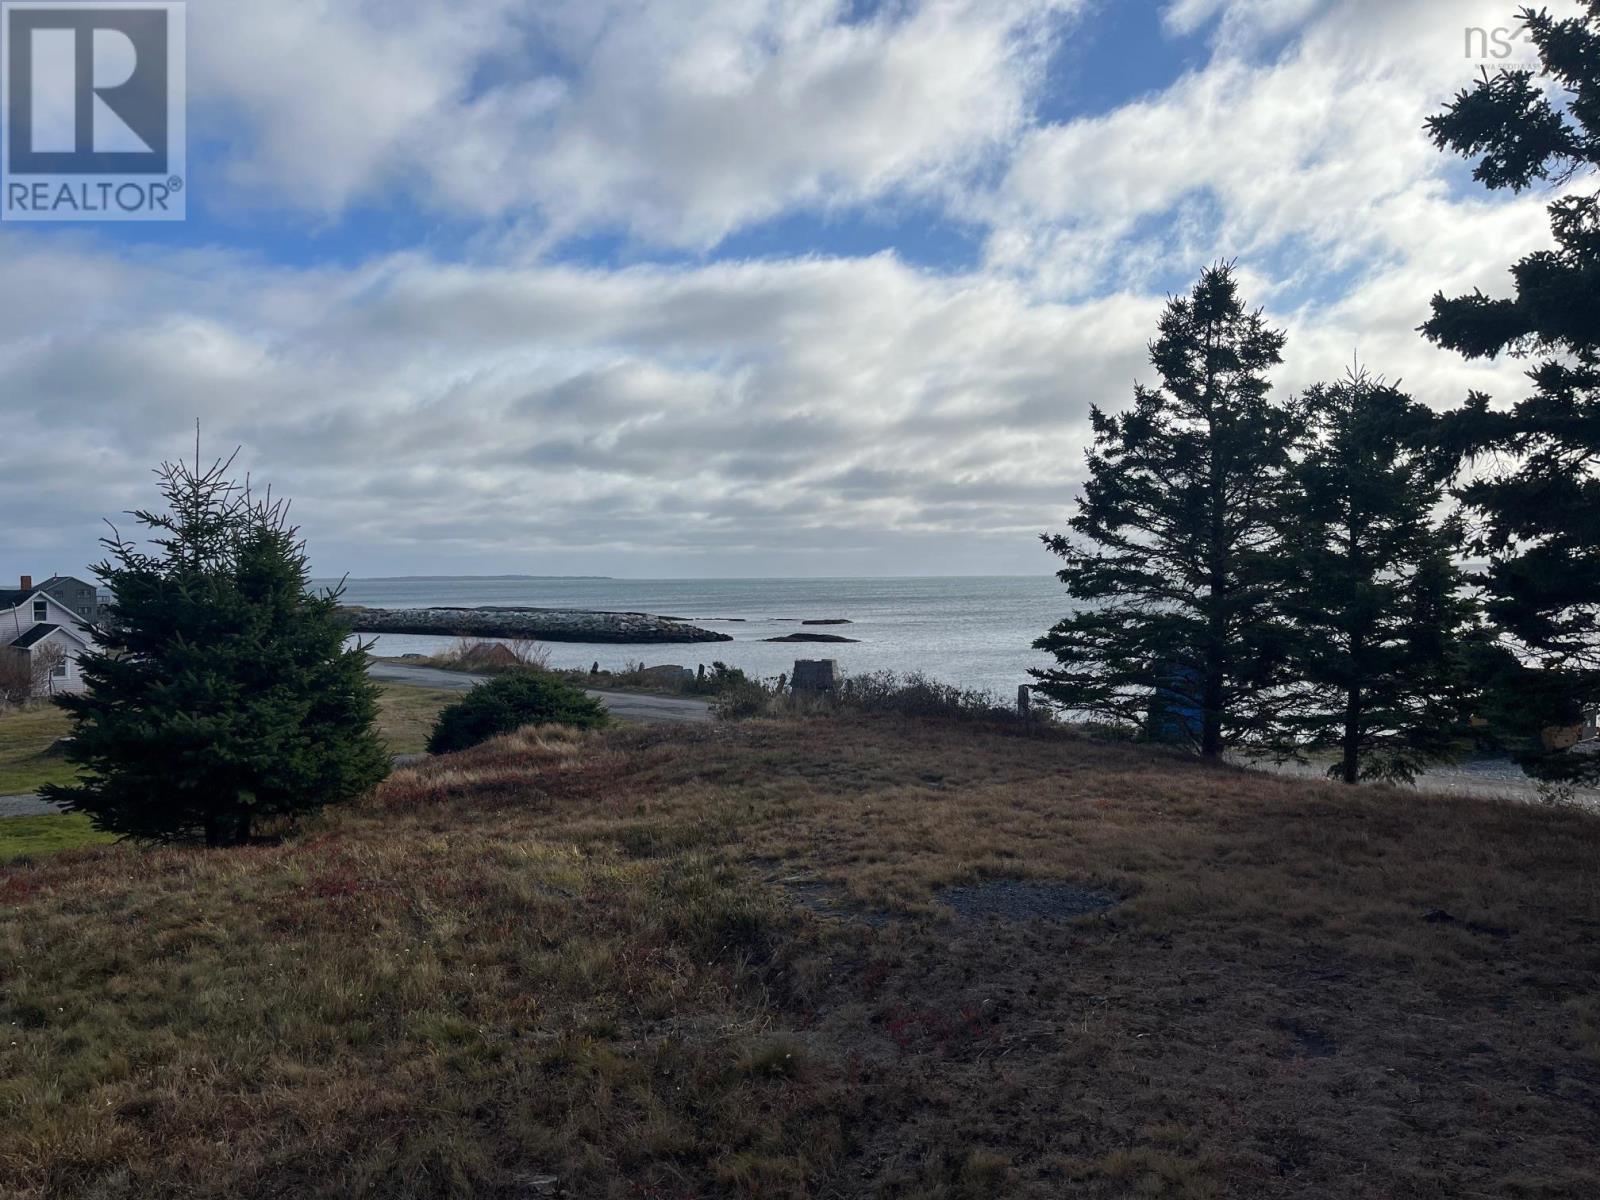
left=1017, top=685, right=1031, bottom=719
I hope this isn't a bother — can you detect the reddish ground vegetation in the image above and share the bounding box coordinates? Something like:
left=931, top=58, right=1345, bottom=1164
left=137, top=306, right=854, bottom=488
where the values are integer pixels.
left=2, top=716, right=1598, bottom=1198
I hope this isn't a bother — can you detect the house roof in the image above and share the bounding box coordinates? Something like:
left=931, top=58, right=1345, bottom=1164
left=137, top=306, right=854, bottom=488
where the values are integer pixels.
left=0, top=588, right=37, bottom=610
left=10, top=622, right=60, bottom=649
left=8, top=621, right=88, bottom=650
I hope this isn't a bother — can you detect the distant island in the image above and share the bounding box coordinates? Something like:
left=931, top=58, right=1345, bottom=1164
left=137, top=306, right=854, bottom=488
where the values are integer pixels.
left=321, top=575, right=615, bottom=583
left=338, top=605, right=731, bottom=644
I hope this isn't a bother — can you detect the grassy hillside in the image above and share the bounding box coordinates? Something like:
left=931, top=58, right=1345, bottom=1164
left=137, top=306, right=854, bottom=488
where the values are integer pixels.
left=2, top=717, right=1598, bottom=1198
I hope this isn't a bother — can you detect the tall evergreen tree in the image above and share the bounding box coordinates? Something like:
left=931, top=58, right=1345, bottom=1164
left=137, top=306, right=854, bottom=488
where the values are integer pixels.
left=43, top=446, right=389, bottom=846
left=1034, top=264, right=1298, bottom=758
left=1424, top=4, right=1600, bottom=782
left=1275, top=371, right=1476, bottom=784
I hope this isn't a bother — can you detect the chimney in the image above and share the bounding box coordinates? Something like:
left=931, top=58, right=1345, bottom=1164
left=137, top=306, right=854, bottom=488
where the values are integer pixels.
left=19, top=575, right=31, bottom=592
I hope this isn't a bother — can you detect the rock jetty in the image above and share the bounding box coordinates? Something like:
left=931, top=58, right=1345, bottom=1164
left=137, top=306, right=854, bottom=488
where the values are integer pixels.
left=339, top=606, right=733, bottom=644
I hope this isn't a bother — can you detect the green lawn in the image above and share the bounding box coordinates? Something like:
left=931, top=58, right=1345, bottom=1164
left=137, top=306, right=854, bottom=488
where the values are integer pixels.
left=0, top=813, right=116, bottom=861
left=0, top=684, right=457, bottom=863
left=0, top=704, right=75, bottom=795
left=374, top=683, right=459, bottom=755
left=0, top=683, right=455, bottom=797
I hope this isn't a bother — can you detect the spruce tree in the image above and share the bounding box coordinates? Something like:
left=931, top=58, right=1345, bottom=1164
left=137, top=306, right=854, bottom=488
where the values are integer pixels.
left=1275, top=371, right=1476, bottom=784
left=1034, top=264, right=1298, bottom=758
left=1424, top=4, right=1600, bottom=782
left=43, top=446, right=390, bottom=845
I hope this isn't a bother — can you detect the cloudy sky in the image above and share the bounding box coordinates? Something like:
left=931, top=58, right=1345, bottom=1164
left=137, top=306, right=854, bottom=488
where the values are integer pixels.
left=0, top=0, right=1569, bottom=579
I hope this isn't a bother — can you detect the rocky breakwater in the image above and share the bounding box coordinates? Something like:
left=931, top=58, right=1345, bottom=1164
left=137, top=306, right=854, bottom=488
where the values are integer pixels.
left=339, top=605, right=733, bottom=645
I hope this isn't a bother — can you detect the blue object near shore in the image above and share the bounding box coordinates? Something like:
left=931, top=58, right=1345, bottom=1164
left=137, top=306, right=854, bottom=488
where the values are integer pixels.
left=1149, top=664, right=1203, bottom=743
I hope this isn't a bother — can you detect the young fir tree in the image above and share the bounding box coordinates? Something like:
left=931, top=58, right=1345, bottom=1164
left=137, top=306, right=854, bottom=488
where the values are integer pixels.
left=43, top=447, right=389, bottom=845
left=1034, top=264, right=1298, bottom=759
left=1275, top=371, right=1477, bottom=785
left=1423, top=4, right=1600, bottom=783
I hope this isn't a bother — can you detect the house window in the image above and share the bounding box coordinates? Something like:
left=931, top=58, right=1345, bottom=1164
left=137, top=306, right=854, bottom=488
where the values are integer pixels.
left=51, top=659, right=68, bottom=678
left=32, top=599, right=47, bottom=621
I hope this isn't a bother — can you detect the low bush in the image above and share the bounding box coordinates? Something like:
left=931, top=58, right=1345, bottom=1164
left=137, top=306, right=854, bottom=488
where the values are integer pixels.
left=426, top=672, right=609, bottom=754
left=562, top=659, right=759, bottom=698
left=713, top=675, right=775, bottom=720
left=0, top=651, right=34, bottom=708
left=0, top=646, right=64, bottom=708
left=835, top=670, right=1013, bottom=721
left=419, top=637, right=551, bottom=674
left=713, top=669, right=1028, bottom=725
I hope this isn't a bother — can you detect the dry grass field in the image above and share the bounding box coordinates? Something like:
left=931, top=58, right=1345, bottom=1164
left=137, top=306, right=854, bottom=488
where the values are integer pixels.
left=2, top=715, right=1598, bottom=1198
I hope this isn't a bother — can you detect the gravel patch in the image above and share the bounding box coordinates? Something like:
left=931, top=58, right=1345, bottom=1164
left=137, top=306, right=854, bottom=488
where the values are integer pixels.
left=936, top=880, right=1119, bottom=922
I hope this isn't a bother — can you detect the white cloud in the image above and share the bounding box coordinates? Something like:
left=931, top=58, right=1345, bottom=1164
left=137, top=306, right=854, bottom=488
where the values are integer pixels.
left=2, top=0, right=1573, bottom=577
left=191, top=0, right=1081, bottom=247
left=0, top=244, right=1164, bottom=574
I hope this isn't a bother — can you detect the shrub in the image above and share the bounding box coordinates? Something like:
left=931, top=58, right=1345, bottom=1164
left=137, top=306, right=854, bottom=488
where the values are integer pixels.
left=0, top=649, right=35, bottom=707
left=712, top=675, right=775, bottom=721
left=427, top=672, right=609, bottom=754
left=425, top=638, right=551, bottom=674
left=561, top=659, right=758, bottom=698
left=714, top=670, right=1027, bottom=725
left=702, top=662, right=752, bottom=694
left=836, top=671, right=1014, bottom=723
left=0, top=644, right=68, bottom=707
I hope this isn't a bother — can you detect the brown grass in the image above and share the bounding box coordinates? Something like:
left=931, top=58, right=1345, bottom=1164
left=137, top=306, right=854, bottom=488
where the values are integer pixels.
left=2, top=716, right=1598, bottom=1198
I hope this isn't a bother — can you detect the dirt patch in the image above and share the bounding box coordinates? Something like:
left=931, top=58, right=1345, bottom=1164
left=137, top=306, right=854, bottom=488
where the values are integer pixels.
left=935, top=879, right=1119, bottom=922
left=1276, top=1016, right=1339, bottom=1058
left=775, top=875, right=895, bottom=927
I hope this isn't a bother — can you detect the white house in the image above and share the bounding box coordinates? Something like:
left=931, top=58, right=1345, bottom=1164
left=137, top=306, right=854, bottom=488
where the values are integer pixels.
left=2, top=575, right=94, bottom=695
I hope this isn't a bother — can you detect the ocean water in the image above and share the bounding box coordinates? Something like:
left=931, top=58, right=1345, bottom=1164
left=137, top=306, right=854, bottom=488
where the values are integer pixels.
left=322, top=576, right=1069, bottom=697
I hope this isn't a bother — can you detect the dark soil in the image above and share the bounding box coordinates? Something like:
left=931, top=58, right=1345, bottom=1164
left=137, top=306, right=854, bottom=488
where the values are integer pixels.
left=935, top=880, right=1120, bottom=921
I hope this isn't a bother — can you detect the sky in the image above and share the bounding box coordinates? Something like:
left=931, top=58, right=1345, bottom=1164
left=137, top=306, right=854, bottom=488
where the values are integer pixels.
left=0, top=0, right=1574, bottom=580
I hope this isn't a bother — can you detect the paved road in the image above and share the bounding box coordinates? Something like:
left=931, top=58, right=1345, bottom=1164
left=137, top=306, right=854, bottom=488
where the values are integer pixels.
left=0, top=794, right=61, bottom=817
left=366, top=660, right=714, bottom=726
